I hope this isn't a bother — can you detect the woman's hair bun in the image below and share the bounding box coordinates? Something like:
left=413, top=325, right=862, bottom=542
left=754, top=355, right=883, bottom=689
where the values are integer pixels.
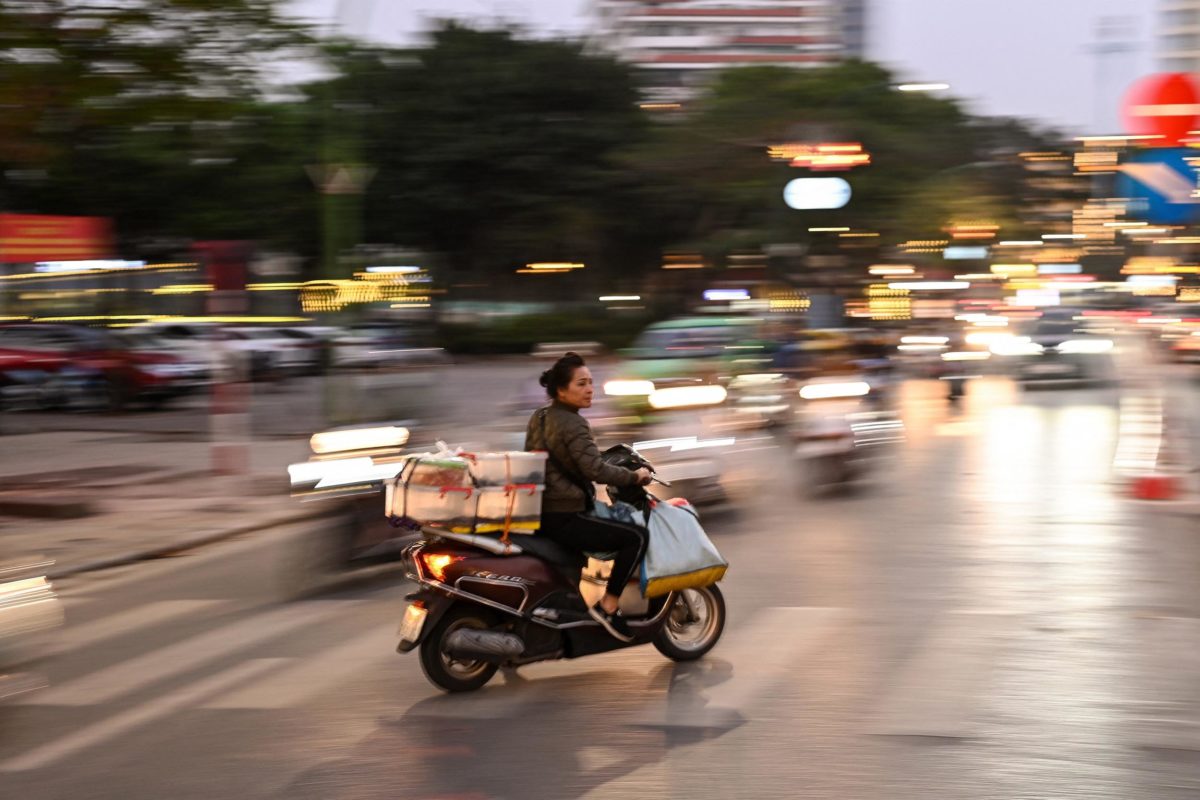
left=540, top=351, right=587, bottom=398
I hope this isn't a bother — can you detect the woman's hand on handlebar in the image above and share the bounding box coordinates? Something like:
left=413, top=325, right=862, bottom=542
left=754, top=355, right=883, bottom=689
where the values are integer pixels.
left=634, top=467, right=653, bottom=486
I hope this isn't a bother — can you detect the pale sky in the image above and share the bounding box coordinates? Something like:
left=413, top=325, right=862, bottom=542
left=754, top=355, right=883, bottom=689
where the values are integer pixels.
left=286, top=0, right=1158, bottom=134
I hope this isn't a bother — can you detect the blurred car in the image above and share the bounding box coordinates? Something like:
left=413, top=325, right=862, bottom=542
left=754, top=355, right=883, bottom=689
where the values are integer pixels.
left=603, top=316, right=772, bottom=412
left=0, top=324, right=204, bottom=410
left=224, top=327, right=318, bottom=378
left=1001, top=315, right=1114, bottom=386
left=133, top=321, right=279, bottom=381
left=128, top=322, right=221, bottom=368
left=114, top=329, right=214, bottom=383
left=271, top=327, right=336, bottom=375
left=0, top=333, right=70, bottom=413
left=331, top=323, right=448, bottom=370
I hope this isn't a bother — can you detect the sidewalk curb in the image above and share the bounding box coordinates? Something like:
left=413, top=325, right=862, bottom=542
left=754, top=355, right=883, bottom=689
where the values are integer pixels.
left=1127, top=496, right=1200, bottom=516
left=47, top=507, right=332, bottom=579
left=0, top=497, right=95, bottom=519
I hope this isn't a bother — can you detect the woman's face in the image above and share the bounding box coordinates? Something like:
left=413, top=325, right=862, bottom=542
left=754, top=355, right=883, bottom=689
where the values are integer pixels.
left=556, top=366, right=594, bottom=409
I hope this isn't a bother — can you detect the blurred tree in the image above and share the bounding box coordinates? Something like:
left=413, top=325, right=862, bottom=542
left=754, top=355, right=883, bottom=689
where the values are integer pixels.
left=317, top=23, right=650, bottom=286
left=629, top=61, right=1061, bottom=261
left=0, top=8, right=1076, bottom=285
left=0, top=0, right=315, bottom=255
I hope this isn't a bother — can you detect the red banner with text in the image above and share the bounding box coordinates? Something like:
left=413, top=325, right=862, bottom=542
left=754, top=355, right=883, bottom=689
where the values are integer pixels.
left=0, top=214, right=115, bottom=263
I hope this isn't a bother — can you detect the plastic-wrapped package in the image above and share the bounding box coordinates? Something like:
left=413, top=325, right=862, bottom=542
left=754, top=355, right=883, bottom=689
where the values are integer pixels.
left=389, top=484, right=477, bottom=533
left=407, top=456, right=473, bottom=488
left=386, top=450, right=546, bottom=537
left=465, top=452, right=547, bottom=487
left=474, top=484, right=543, bottom=535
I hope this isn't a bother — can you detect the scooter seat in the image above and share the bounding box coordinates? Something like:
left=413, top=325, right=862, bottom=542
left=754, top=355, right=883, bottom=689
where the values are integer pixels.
left=515, top=536, right=586, bottom=571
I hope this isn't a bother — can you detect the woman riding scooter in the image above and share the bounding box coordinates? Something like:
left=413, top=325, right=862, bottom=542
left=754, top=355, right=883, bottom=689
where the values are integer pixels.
left=525, top=352, right=652, bottom=642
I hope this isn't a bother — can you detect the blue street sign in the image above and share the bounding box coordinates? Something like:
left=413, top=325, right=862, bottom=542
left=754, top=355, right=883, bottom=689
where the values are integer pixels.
left=1116, top=148, right=1200, bottom=225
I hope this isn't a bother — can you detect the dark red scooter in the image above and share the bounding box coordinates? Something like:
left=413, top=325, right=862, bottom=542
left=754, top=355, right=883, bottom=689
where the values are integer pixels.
left=396, top=446, right=726, bottom=693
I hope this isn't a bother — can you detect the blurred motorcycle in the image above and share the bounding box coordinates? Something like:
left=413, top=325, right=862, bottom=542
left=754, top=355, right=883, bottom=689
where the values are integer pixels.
left=282, top=423, right=421, bottom=596
left=792, top=377, right=904, bottom=493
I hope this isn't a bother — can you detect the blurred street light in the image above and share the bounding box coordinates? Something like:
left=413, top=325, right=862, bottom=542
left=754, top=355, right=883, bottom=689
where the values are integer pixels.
left=895, top=82, right=951, bottom=93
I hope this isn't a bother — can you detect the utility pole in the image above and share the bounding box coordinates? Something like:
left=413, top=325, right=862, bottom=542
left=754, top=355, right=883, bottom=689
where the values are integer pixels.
left=1088, top=16, right=1139, bottom=134
left=309, top=0, right=378, bottom=280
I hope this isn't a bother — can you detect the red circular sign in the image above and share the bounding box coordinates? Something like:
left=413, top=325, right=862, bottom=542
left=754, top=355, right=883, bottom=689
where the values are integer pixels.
left=1122, top=72, right=1200, bottom=145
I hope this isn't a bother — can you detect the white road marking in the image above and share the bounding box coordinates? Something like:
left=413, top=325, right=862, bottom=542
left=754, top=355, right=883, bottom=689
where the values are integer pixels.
left=1, top=659, right=287, bottom=773
left=699, top=606, right=841, bottom=713
left=62, top=600, right=232, bottom=651
left=204, top=624, right=396, bottom=709
left=575, top=607, right=844, bottom=796
left=867, top=610, right=1017, bottom=738
left=630, top=606, right=843, bottom=728
left=22, top=600, right=358, bottom=706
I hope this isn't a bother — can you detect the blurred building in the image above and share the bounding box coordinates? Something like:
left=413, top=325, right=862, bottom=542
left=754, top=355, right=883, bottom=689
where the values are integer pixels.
left=1160, top=1, right=1200, bottom=72
left=591, top=0, right=866, bottom=104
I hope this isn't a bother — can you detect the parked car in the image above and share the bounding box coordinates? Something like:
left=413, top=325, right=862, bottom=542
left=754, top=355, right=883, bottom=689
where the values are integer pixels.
left=270, top=327, right=334, bottom=375
left=0, top=324, right=204, bottom=410
left=127, top=322, right=222, bottom=368
left=114, top=329, right=215, bottom=383
left=225, top=327, right=320, bottom=378
left=331, top=323, right=448, bottom=370
left=131, top=321, right=267, bottom=381
left=0, top=332, right=69, bottom=413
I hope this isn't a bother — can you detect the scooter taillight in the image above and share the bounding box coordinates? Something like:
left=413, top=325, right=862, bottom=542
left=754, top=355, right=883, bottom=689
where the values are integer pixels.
left=420, top=552, right=464, bottom=582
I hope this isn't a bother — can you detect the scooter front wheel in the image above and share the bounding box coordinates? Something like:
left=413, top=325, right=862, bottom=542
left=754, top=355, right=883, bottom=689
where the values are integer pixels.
left=419, top=605, right=500, bottom=693
left=805, top=453, right=849, bottom=493
left=653, top=585, right=725, bottom=662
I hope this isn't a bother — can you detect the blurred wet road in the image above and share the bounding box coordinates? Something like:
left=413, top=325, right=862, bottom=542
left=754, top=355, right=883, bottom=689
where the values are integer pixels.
left=4, top=371, right=1200, bottom=799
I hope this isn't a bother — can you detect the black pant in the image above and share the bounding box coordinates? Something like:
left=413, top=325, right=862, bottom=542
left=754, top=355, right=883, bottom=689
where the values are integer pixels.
left=540, top=511, right=648, bottom=599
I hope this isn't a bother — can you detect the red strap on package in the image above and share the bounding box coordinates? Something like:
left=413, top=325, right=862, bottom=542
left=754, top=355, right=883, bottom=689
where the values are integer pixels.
left=500, top=482, right=538, bottom=543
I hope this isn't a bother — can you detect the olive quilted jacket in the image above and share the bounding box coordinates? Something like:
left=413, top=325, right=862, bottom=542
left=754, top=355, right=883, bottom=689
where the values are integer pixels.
left=524, top=400, right=639, bottom=513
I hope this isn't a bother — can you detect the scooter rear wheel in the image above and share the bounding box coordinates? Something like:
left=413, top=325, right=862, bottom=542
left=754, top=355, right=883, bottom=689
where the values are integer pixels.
left=419, top=605, right=500, bottom=693
left=653, top=585, right=725, bottom=662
